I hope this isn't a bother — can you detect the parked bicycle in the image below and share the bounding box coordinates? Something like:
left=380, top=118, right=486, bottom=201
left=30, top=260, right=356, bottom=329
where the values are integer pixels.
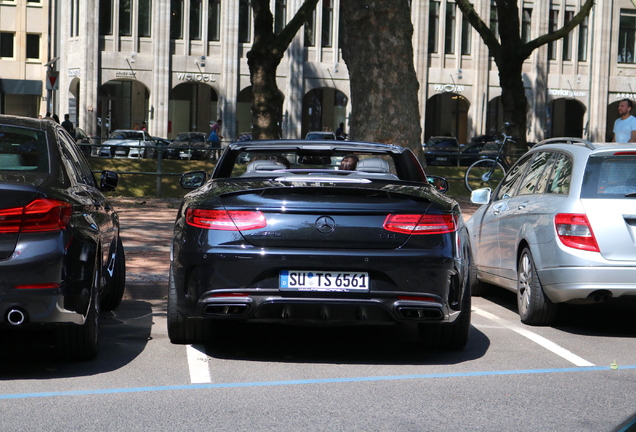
left=464, top=123, right=514, bottom=192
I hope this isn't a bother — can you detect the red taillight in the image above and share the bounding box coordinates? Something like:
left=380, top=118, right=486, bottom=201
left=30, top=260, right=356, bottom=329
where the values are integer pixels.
left=555, top=213, right=600, bottom=252
left=613, top=151, right=636, bottom=155
left=0, top=199, right=72, bottom=234
left=15, top=283, right=60, bottom=290
left=383, top=214, right=458, bottom=235
left=186, top=208, right=267, bottom=231
left=397, top=295, right=437, bottom=302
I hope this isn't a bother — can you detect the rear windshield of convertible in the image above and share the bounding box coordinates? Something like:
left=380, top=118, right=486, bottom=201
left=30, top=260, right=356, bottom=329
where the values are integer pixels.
left=229, top=149, right=401, bottom=180
left=0, top=125, right=48, bottom=172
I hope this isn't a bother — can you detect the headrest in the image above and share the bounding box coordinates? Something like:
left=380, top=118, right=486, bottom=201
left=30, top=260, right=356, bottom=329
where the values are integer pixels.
left=356, top=158, right=390, bottom=173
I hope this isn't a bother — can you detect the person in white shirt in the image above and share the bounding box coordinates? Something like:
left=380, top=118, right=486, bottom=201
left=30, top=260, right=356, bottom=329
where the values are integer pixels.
left=613, top=99, right=636, bottom=143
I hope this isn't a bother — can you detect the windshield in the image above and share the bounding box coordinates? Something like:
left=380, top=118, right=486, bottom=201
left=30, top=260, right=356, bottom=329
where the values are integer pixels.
left=0, top=125, right=49, bottom=172
left=110, top=131, right=144, bottom=139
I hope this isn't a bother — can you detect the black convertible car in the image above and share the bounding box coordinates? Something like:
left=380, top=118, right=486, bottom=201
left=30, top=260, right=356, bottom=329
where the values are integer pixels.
left=169, top=140, right=473, bottom=349
left=0, top=115, right=125, bottom=360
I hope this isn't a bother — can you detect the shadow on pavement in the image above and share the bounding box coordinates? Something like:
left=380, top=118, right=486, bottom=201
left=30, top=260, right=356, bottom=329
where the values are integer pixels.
left=0, top=300, right=154, bottom=379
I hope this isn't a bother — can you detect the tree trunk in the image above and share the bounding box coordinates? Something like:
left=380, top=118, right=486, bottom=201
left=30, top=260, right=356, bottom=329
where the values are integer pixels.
left=340, top=0, right=423, bottom=160
left=495, top=57, right=528, bottom=157
left=247, top=0, right=320, bottom=140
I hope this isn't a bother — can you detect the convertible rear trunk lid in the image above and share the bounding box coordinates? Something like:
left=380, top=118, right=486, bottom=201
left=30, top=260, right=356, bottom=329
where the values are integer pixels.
left=216, top=185, right=447, bottom=249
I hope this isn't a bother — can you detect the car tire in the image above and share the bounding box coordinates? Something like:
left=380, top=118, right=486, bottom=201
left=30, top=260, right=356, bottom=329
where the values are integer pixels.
left=101, top=237, right=126, bottom=311
left=55, top=260, right=100, bottom=361
left=167, top=272, right=215, bottom=344
left=418, top=277, right=471, bottom=350
left=517, top=247, right=557, bottom=326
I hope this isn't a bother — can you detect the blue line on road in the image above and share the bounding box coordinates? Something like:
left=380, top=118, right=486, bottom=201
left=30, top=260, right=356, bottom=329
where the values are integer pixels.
left=2, top=365, right=635, bottom=400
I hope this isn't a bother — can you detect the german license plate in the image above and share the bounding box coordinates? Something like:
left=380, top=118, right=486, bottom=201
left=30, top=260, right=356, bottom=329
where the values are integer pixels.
left=436, top=156, right=448, bottom=161
left=280, top=270, right=369, bottom=292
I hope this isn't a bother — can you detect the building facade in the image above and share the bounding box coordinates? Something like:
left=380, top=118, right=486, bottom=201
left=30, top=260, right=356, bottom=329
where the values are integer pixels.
left=0, top=0, right=50, bottom=117
left=3, top=0, right=636, bottom=144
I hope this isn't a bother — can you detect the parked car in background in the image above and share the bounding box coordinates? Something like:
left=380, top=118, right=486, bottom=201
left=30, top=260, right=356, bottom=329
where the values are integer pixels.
left=168, top=139, right=473, bottom=350
left=74, top=127, right=94, bottom=157
left=0, top=115, right=126, bottom=360
left=305, top=131, right=336, bottom=140
left=467, top=137, right=636, bottom=325
left=98, top=129, right=155, bottom=158
left=423, top=136, right=461, bottom=166
left=164, top=132, right=211, bottom=160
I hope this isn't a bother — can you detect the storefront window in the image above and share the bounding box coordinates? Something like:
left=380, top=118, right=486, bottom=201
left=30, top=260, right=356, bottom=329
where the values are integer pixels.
left=619, top=10, right=636, bottom=64
left=208, top=0, right=221, bottom=41
left=139, top=0, right=152, bottom=38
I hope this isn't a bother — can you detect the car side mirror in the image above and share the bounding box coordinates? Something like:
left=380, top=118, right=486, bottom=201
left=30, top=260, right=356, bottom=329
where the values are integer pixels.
left=471, top=187, right=491, bottom=205
left=180, top=171, right=207, bottom=189
left=99, top=170, right=118, bottom=192
left=427, top=175, right=449, bottom=193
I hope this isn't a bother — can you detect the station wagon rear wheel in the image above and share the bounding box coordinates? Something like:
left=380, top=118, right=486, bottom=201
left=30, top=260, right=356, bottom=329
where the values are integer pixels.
left=517, top=248, right=557, bottom=326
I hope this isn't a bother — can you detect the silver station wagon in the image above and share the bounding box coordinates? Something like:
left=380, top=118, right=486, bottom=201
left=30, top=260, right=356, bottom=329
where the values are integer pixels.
left=467, top=138, right=636, bottom=325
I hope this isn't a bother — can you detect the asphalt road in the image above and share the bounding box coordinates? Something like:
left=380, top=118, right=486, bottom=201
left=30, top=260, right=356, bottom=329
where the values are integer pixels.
left=1, top=198, right=635, bottom=432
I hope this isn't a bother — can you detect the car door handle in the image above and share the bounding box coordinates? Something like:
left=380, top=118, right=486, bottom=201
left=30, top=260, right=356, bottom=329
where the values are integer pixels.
left=518, top=204, right=527, bottom=210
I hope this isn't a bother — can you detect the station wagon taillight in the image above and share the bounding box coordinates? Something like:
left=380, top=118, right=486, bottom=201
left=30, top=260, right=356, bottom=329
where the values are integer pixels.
left=186, top=208, right=267, bottom=231
left=383, top=214, right=458, bottom=235
left=0, top=199, right=72, bottom=234
left=554, top=213, right=600, bottom=252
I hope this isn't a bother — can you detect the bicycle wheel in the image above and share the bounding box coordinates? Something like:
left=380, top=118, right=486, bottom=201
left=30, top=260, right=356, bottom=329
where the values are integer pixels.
left=465, top=159, right=506, bottom=192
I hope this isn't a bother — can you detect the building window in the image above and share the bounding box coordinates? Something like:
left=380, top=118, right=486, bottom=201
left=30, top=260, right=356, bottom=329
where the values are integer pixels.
left=139, top=0, right=152, bottom=37
left=490, top=5, right=498, bottom=38
left=0, top=33, right=14, bottom=58
left=190, top=0, right=202, bottom=41
left=304, top=8, right=316, bottom=47
left=521, top=8, right=532, bottom=44
left=239, top=0, right=251, bottom=43
left=322, top=0, right=333, bottom=47
left=208, top=0, right=221, bottom=41
left=170, top=0, right=184, bottom=39
left=548, top=9, right=558, bottom=60
left=275, top=0, right=286, bottom=35
left=119, top=0, right=132, bottom=37
left=99, top=0, right=113, bottom=36
left=578, top=15, right=588, bottom=62
left=461, top=12, right=471, bottom=55
left=444, top=2, right=456, bottom=54
left=428, top=1, right=440, bottom=53
left=619, top=10, right=636, bottom=64
left=26, top=0, right=41, bottom=3
left=562, top=10, right=574, bottom=61
left=26, top=34, right=40, bottom=60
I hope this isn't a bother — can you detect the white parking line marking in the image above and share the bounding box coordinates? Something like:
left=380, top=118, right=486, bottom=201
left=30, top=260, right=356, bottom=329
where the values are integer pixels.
left=474, top=308, right=595, bottom=367
left=186, top=344, right=212, bottom=383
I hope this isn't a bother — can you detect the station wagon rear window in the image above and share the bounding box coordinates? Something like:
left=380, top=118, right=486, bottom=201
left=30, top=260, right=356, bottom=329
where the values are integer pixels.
left=582, top=154, right=636, bottom=198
